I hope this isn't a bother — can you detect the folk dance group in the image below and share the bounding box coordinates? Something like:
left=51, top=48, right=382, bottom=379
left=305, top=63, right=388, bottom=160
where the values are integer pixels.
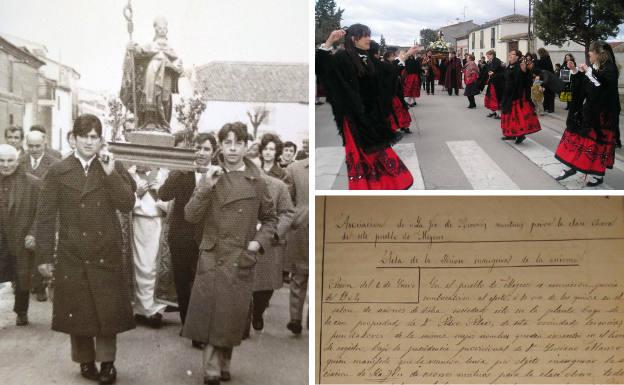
left=317, top=24, right=621, bottom=189
left=0, top=116, right=309, bottom=385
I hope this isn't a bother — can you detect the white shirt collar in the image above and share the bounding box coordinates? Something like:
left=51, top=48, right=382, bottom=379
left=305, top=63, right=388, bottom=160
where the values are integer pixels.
left=74, top=152, right=97, bottom=170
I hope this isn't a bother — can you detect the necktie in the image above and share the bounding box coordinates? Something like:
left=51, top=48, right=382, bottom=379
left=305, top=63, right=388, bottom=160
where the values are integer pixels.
left=32, top=159, right=39, bottom=170
left=84, top=163, right=89, bottom=176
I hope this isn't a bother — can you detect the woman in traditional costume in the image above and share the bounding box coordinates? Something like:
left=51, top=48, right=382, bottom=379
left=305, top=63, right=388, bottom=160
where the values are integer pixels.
left=484, top=50, right=505, bottom=119
left=554, top=41, right=620, bottom=187
left=316, top=25, right=413, bottom=190
left=500, top=49, right=541, bottom=144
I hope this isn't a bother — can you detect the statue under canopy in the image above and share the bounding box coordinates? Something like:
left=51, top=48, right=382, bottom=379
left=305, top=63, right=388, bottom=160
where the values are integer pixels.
left=121, top=16, right=183, bottom=132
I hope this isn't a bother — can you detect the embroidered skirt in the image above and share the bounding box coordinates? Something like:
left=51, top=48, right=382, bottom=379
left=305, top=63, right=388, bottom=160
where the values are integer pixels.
left=403, top=73, right=421, bottom=98
left=555, top=129, right=615, bottom=176
left=388, top=96, right=412, bottom=131
left=500, top=98, right=541, bottom=137
left=484, top=82, right=499, bottom=111
left=343, top=119, right=413, bottom=190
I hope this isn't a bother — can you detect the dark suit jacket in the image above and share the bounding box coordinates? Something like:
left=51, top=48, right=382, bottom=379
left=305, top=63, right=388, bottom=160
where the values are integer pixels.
left=23, top=152, right=59, bottom=178
left=158, top=171, right=198, bottom=244
left=0, top=166, right=40, bottom=287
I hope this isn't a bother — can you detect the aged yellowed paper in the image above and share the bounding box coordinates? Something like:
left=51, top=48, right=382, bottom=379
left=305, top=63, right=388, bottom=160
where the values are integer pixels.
left=316, top=196, right=624, bottom=384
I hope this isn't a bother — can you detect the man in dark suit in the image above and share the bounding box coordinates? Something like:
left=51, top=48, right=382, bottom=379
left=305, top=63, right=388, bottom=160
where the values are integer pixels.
left=294, top=138, right=308, bottom=160
left=29, top=124, right=62, bottom=160
left=4, top=126, right=25, bottom=160
left=159, top=133, right=217, bottom=341
left=36, top=114, right=136, bottom=384
left=24, top=130, right=59, bottom=178
left=24, top=130, right=59, bottom=301
left=0, top=144, right=40, bottom=326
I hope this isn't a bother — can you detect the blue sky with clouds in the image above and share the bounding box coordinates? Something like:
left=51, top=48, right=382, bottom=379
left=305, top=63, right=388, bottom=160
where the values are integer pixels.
left=332, top=0, right=624, bottom=46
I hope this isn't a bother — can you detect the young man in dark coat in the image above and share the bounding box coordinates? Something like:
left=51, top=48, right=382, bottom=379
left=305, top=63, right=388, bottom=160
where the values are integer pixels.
left=182, top=122, right=277, bottom=385
left=36, top=114, right=136, bottom=384
left=0, top=144, right=40, bottom=326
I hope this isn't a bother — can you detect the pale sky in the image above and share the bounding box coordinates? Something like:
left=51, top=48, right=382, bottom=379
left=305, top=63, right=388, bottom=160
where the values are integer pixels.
left=0, top=0, right=309, bottom=93
left=333, top=0, right=624, bottom=46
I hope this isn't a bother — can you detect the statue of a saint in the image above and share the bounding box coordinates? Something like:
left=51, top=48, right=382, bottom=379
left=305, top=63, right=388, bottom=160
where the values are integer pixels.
left=121, top=17, right=183, bottom=132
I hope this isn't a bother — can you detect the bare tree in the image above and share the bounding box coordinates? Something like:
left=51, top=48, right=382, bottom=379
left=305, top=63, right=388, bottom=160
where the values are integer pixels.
left=246, top=105, right=269, bottom=140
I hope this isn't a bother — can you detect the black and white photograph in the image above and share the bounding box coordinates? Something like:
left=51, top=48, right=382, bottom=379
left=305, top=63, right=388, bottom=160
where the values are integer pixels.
left=0, top=1, right=309, bottom=384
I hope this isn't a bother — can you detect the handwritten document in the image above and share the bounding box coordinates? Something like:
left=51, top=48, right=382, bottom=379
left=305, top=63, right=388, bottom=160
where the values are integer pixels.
left=316, top=196, right=624, bottom=384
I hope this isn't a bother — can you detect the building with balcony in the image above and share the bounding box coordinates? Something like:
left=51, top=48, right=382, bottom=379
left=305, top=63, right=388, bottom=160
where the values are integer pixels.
left=465, top=14, right=585, bottom=65
left=0, top=36, right=45, bottom=141
left=2, top=34, right=80, bottom=152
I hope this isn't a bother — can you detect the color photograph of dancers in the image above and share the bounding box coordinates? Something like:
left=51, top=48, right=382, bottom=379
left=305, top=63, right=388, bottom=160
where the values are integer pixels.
left=315, top=0, right=624, bottom=190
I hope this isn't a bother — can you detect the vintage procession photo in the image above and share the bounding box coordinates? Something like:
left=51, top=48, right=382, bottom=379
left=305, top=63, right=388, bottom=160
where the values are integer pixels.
left=0, top=1, right=309, bottom=384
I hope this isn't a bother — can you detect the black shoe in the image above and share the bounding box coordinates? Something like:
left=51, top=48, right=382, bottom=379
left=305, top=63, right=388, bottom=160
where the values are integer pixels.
left=401, top=128, right=412, bottom=134
left=192, top=340, right=206, bottom=350
left=501, top=136, right=516, bottom=141
left=204, top=376, right=220, bottom=385
left=555, top=168, right=577, bottom=181
left=467, top=105, right=476, bottom=109
left=282, top=271, right=291, bottom=284
left=147, top=313, right=163, bottom=329
left=16, top=313, right=28, bottom=326
left=287, top=320, right=302, bottom=335
left=252, top=314, right=264, bottom=331
left=487, top=112, right=496, bottom=117
left=514, top=135, right=526, bottom=144
left=134, top=314, right=147, bottom=324
left=80, top=362, right=99, bottom=381
left=220, top=371, right=231, bottom=381
left=98, top=362, right=117, bottom=385
left=35, top=290, right=47, bottom=302
left=586, top=177, right=604, bottom=187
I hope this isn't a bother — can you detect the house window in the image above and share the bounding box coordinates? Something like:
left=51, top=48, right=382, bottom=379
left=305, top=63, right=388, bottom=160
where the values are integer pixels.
left=472, top=33, right=475, bottom=49
left=480, top=30, right=484, bottom=49
left=491, top=28, right=496, bottom=48
left=9, top=114, right=14, bottom=125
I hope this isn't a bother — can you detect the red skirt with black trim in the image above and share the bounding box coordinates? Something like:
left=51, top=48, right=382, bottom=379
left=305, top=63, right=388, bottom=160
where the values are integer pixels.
left=343, top=119, right=414, bottom=190
left=500, top=98, right=541, bottom=137
left=484, top=83, right=499, bottom=111
left=555, top=129, right=615, bottom=176
left=403, top=73, right=421, bottom=98
left=388, top=96, right=412, bottom=131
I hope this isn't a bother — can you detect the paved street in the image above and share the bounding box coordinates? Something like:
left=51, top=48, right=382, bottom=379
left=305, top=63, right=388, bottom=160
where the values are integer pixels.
left=316, top=86, right=624, bottom=190
left=0, top=283, right=308, bottom=385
